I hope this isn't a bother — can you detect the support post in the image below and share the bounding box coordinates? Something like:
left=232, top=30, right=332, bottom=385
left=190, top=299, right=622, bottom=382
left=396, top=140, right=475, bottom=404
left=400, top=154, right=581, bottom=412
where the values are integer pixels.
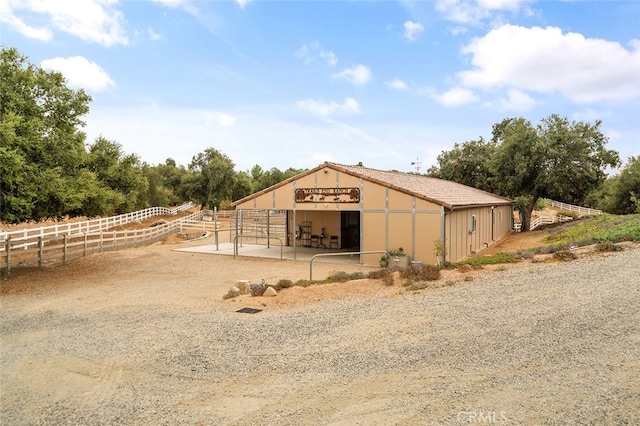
left=6, top=238, right=11, bottom=277
left=38, top=237, right=43, bottom=269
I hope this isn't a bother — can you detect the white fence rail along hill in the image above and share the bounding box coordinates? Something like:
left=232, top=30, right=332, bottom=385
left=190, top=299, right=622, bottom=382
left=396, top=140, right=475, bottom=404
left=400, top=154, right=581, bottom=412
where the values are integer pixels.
left=514, top=199, right=602, bottom=232
left=0, top=202, right=195, bottom=244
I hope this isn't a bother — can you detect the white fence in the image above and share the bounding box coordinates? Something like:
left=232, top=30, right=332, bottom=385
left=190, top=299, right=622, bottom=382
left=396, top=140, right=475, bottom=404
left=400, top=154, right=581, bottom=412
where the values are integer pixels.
left=1, top=209, right=204, bottom=277
left=0, top=202, right=194, bottom=246
left=543, top=199, right=602, bottom=216
left=514, top=199, right=602, bottom=232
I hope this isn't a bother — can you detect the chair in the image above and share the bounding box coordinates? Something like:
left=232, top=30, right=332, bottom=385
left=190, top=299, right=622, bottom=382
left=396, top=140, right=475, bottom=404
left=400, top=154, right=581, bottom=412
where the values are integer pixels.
left=310, top=235, right=319, bottom=248
left=329, top=235, right=339, bottom=248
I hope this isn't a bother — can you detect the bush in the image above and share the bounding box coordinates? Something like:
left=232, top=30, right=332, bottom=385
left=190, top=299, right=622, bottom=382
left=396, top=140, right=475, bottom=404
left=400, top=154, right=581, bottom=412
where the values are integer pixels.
left=382, top=274, right=395, bottom=286
left=399, top=264, right=441, bottom=281
left=595, top=241, right=623, bottom=252
left=277, top=279, right=294, bottom=289
left=553, top=250, right=576, bottom=261
left=328, top=271, right=364, bottom=282
left=367, top=269, right=391, bottom=280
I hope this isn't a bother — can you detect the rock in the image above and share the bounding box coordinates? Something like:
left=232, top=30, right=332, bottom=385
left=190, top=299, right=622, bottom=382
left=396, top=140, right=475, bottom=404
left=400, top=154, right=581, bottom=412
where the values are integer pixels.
left=250, top=282, right=266, bottom=297
left=236, top=280, right=250, bottom=295
left=263, top=286, right=278, bottom=297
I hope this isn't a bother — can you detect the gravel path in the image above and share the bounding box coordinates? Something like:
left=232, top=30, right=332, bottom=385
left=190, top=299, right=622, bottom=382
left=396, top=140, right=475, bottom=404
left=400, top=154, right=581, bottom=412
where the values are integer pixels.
left=1, top=244, right=639, bottom=425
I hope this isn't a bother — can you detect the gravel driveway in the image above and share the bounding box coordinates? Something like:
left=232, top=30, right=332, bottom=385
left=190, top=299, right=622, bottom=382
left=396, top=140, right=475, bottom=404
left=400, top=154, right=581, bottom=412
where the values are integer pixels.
left=1, top=243, right=639, bottom=425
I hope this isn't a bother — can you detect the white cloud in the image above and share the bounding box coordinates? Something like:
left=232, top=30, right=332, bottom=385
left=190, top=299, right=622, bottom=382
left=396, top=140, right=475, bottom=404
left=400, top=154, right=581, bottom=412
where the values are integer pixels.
left=147, top=27, right=162, bottom=41
left=435, top=0, right=531, bottom=24
left=40, top=56, right=115, bottom=92
left=495, top=89, right=535, bottom=111
left=331, top=65, right=372, bottom=86
left=235, top=0, right=252, bottom=8
left=296, top=98, right=361, bottom=117
left=459, top=24, right=640, bottom=103
left=3, top=0, right=128, bottom=46
left=320, top=50, right=338, bottom=67
left=404, top=20, right=424, bottom=42
left=434, top=87, right=479, bottom=107
left=295, top=42, right=338, bottom=67
left=386, top=79, right=408, bottom=91
left=0, top=0, right=53, bottom=41
left=217, top=113, right=236, bottom=127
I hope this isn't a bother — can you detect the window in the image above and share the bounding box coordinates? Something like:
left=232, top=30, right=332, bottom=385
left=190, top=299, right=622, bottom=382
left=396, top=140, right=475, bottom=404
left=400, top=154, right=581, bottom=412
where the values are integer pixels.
left=471, top=215, right=477, bottom=233
left=498, top=210, right=503, bottom=224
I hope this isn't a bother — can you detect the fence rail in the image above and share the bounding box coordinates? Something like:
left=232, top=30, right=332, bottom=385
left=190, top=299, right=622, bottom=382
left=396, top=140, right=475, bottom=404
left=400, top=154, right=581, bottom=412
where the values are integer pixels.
left=0, top=202, right=195, bottom=246
left=543, top=199, right=602, bottom=216
left=1, top=208, right=203, bottom=277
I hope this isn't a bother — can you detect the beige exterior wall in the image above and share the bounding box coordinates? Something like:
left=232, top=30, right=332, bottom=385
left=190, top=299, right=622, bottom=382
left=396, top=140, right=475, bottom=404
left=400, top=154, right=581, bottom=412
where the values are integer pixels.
left=235, top=167, right=513, bottom=265
left=445, top=204, right=513, bottom=262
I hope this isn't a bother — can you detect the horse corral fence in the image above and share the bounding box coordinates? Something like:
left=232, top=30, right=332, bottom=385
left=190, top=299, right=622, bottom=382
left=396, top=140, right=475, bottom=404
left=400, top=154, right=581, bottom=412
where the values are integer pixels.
left=1, top=204, right=290, bottom=277
left=514, top=199, right=602, bottom=232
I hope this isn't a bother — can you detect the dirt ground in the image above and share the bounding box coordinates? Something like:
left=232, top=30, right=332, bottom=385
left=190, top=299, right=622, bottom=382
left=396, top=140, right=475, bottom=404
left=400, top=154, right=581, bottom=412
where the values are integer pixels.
left=2, top=231, right=639, bottom=424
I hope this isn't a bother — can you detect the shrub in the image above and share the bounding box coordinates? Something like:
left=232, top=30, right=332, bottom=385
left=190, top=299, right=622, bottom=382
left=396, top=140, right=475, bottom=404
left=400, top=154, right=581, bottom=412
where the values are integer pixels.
left=553, top=250, right=576, bottom=261
left=277, top=279, right=294, bottom=289
left=367, top=269, right=391, bottom=280
left=382, top=275, right=395, bottom=286
left=595, top=241, right=623, bottom=252
left=400, top=264, right=441, bottom=281
left=328, top=271, right=364, bottom=282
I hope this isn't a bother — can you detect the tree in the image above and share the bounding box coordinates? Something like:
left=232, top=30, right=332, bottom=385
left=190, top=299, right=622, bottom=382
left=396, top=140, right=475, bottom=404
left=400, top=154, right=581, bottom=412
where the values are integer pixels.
left=491, top=115, right=619, bottom=230
left=427, top=137, right=497, bottom=193
left=1, top=47, right=92, bottom=222
left=598, top=156, right=640, bottom=214
left=86, top=136, right=149, bottom=213
left=186, top=147, right=237, bottom=209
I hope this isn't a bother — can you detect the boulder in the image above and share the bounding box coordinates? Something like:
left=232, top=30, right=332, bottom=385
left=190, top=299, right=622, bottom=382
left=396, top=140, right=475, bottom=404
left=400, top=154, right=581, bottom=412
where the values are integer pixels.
left=236, top=280, right=250, bottom=295
left=263, top=286, right=278, bottom=297
left=250, top=282, right=266, bottom=297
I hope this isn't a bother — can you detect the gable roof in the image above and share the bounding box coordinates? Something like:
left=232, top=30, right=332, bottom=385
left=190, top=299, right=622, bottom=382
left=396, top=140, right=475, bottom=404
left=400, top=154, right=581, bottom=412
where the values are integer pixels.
left=232, top=162, right=513, bottom=210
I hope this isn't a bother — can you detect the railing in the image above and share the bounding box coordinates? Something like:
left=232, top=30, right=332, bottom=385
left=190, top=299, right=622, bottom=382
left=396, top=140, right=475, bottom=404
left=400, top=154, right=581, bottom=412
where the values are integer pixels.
left=529, top=213, right=573, bottom=230
left=543, top=199, right=602, bottom=216
left=1, top=208, right=202, bottom=277
left=0, top=201, right=195, bottom=247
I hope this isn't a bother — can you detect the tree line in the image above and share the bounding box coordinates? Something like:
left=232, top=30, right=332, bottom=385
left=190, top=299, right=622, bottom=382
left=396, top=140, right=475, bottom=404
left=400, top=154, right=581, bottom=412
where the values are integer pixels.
left=0, top=47, right=303, bottom=223
left=427, top=115, right=639, bottom=230
left=2, top=47, right=638, bottom=228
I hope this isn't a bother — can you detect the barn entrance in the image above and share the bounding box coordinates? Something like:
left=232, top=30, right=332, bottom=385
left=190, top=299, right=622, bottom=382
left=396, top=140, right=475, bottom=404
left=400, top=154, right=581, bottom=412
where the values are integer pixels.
left=340, top=211, right=360, bottom=250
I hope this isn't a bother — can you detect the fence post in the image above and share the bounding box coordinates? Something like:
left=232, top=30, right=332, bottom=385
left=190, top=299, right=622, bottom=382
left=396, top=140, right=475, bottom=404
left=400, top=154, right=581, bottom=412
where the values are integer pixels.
left=84, top=233, right=88, bottom=256
left=38, top=237, right=43, bottom=269
left=100, top=232, right=104, bottom=252
left=5, top=238, right=10, bottom=277
left=63, top=235, right=68, bottom=265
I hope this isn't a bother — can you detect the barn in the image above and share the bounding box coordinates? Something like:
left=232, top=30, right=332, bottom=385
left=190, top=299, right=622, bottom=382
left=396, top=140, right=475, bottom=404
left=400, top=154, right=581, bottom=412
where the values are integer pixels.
left=231, top=162, right=514, bottom=265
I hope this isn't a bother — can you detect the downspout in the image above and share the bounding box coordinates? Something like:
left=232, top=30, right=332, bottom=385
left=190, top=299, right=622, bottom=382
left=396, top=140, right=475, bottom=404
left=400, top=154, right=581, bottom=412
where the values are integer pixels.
left=440, top=206, right=446, bottom=264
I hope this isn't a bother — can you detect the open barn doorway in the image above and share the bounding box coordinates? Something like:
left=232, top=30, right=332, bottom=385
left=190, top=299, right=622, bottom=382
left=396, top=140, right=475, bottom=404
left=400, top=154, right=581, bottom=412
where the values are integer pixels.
left=340, top=211, right=360, bottom=250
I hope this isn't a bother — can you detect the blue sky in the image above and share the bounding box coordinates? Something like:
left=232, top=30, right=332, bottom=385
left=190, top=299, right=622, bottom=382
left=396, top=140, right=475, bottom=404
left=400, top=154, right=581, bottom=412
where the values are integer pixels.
left=2, top=0, right=639, bottom=174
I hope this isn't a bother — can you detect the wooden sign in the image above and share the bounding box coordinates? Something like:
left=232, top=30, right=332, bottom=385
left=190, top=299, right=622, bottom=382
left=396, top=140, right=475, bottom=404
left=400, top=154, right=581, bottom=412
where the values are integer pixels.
left=295, top=187, right=360, bottom=203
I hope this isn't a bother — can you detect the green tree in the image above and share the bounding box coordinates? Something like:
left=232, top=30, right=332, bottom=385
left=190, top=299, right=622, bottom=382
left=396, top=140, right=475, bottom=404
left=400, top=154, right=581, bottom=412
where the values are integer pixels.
left=491, top=115, right=619, bottom=230
left=186, top=147, right=237, bottom=209
left=141, top=158, right=191, bottom=207
left=427, top=137, right=497, bottom=193
left=86, top=136, right=149, bottom=213
left=600, top=156, right=640, bottom=214
left=1, top=47, right=92, bottom=222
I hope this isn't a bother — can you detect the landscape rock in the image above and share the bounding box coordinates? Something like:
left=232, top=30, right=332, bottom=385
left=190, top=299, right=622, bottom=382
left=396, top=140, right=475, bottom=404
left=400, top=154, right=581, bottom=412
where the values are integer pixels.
left=250, top=282, right=266, bottom=297
left=263, top=286, right=278, bottom=297
left=236, top=280, right=250, bottom=295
